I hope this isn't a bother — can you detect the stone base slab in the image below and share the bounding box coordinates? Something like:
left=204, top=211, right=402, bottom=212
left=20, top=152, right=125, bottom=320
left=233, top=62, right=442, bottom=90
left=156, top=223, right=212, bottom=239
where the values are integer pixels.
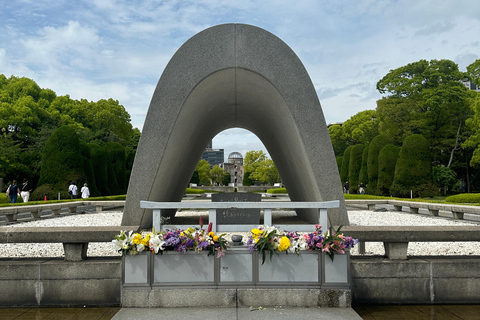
left=122, top=288, right=352, bottom=308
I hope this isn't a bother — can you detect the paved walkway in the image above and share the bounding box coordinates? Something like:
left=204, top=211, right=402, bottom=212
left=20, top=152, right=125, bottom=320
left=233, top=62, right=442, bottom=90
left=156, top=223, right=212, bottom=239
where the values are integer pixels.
left=2, top=305, right=480, bottom=319
left=111, top=307, right=363, bottom=320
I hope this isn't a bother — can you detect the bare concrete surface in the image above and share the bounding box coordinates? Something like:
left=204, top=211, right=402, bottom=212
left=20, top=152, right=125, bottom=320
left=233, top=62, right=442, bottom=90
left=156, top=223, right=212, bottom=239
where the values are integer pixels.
left=111, top=307, right=363, bottom=320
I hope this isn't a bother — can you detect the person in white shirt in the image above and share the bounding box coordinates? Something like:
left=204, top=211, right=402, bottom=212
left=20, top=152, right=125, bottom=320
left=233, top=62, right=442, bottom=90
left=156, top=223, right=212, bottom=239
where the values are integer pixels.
left=81, top=183, right=90, bottom=199
left=20, top=178, right=33, bottom=202
left=68, top=181, right=78, bottom=199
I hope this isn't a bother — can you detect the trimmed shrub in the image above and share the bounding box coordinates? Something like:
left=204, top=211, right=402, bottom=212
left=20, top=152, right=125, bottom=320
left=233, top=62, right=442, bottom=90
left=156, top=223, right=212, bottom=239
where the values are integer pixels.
left=79, top=141, right=99, bottom=197
left=446, top=193, right=480, bottom=203
left=367, top=134, right=392, bottom=194
left=32, top=184, right=70, bottom=201
left=390, top=134, right=438, bottom=198
left=105, top=142, right=126, bottom=195
left=267, top=188, right=287, bottom=194
left=359, top=146, right=369, bottom=188
left=340, top=146, right=353, bottom=185
left=376, top=144, right=400, bottom=196
left=348, top=145, right=364, bottom=194
left=336, top=156, right=343, bottom=174
left=89, top=143, right=110, bottom=196
left=33, top=126, right=87, bottom=200
left=185, top=188, right=206, bottom=194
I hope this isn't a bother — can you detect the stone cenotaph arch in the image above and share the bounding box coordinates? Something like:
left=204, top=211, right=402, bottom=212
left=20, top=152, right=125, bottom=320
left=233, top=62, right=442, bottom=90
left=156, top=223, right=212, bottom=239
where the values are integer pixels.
left=122, top=23, right=349, bottom=229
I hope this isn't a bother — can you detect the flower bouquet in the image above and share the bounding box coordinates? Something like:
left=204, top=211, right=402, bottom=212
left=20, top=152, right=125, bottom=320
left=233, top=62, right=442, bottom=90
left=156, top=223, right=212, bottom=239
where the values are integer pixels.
left=247, top=224, right=358, bottom=263
left=113, top=221, right=228, bottom=258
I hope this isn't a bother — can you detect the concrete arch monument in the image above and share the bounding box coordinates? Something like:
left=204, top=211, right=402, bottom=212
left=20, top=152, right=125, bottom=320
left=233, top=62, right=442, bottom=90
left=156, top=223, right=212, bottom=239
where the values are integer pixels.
left=122, top=23, right=349, bottom=229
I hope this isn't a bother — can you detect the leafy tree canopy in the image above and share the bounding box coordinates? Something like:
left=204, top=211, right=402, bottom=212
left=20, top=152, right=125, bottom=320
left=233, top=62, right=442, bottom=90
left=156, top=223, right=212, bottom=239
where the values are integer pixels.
left=243, top=150, right=280, bottom=185
left=0, top=74, right=138, bottom=190
left=210, top=165, right=226, bottom=185
left=195, top=159, right=211, bottom=186
left=467, top=59, right=480, bottom=87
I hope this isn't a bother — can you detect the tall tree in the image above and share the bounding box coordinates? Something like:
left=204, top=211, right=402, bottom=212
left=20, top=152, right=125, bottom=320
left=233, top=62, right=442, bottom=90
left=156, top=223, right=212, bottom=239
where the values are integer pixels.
left=376, top=59, right=471, bottom=168
left=467, top=59, right=480, bottom=86
left=195, top=159, right=211, bottom=186
left=210, top=165, right=226, bottom=185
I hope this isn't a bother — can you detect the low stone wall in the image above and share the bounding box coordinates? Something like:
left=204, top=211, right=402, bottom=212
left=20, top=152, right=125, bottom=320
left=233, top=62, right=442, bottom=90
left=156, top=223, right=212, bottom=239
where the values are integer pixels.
left=0, top=257, right=121, bottom=307
left=1, top=256, right=479, bottom=307
left=351, top=256, right=480, bottom=304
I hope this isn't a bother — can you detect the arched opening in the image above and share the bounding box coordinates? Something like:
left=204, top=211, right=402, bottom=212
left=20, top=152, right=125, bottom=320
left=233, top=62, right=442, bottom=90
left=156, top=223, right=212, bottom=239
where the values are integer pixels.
left=123, top=23, right=348, bottom=229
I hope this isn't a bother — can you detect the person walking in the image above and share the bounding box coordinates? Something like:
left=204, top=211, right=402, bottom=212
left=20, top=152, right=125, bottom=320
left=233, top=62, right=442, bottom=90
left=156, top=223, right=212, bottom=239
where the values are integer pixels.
left=6, top=180, right=21, bottom=204
left=20, top=178, right=33, bottom=203
left=81, top=183, right=90, bottom=199
left=343, top=180, right=350, bottom=194
left=68, top=181, right=78, bottom=199
left=358, top=182, right=365, bottom=195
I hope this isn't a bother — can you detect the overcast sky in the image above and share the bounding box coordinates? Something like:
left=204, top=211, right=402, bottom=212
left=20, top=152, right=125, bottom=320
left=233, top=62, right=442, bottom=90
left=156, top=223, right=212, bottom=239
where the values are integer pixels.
left=1, top=1, right=479, bottom=161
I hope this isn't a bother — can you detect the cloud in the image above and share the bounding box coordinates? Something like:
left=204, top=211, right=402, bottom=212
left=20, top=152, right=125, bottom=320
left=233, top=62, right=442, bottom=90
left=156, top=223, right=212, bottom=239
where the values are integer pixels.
left=20, top=21, right=101, bottom=71
left=3, top=0, right=480, bottom=158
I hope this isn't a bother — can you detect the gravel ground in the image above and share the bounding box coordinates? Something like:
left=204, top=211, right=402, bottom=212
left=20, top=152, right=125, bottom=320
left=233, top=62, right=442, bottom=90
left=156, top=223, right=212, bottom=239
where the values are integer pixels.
left=1, top=209, right=479, bottom=258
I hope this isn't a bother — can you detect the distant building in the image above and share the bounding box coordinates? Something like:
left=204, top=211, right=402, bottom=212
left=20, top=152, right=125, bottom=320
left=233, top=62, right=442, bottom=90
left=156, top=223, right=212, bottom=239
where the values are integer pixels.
left=327, top=122, right=343, bottom=128
left=201, top=147, right=224, bottom=168
left=461, top=80, right=480, bottom=92
left=220, top=152, right=244, bottom=186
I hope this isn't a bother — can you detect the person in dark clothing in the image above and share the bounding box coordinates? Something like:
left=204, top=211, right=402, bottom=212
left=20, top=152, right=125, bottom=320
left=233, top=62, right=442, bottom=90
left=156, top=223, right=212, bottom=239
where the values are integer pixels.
left=343, top=181, right=349, bottom=194
left=20, top=178, right=33, bottom=203
left=7, top=180, right=21, bottom=203
left=358, top=182, right=365, bottom=194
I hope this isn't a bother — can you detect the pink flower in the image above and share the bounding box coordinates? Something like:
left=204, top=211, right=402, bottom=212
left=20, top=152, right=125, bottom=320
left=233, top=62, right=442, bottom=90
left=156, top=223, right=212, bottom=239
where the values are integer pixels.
left=216, top=247, right=226, bottom=258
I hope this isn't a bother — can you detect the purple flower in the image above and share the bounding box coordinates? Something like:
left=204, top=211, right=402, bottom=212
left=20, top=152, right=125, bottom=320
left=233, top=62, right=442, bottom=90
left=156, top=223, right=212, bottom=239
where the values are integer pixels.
left=185, top=238, right=195, bottom=248
left=198, top=241, right=209, bottom=250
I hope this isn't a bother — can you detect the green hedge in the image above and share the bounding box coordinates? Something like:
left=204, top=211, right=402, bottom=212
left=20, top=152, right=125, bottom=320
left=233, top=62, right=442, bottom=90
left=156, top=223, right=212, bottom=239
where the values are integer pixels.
left=185, top=188, right=206, bottom=194
left=359, top=146, right=369, bottom=187
left=445, top=193, right=480, bottom=204
left=267, top=188, right=287, bottom=194
left=348, top=144, right=364, bottom=194
left=390, top=134, right=437, bottom=198
left=35, top=126, right=87, bottom=200
left=343, top=194, right=391, bottom=200
left=340, top=146, right=353, bottom=185
left=377, top=144, right=400, bottom=196
left=367, top=134, right=392, bottom=194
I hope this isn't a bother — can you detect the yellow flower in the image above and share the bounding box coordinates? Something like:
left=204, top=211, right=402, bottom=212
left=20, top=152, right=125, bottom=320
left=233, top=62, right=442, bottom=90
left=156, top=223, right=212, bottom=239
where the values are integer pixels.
left=208, top=231, right=215, bottom=237
left=140, top=234, right=151, bottom=246
left=278, top=236, right=291, bottom=252
left=180, top=232, right=185, bottom=237
left=251, top=228, right=263, bottom=236
left=132, top=233, right=142, bottom=245
left=251, top=228, right=263, bottom=241
left=213, top=235, right=219, bottom=242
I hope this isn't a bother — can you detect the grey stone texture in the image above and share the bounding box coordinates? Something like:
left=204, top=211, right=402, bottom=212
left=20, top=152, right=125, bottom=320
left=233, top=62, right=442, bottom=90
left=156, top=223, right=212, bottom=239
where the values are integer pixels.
left=350, top=256, right=480, bottom=304
left=212, top=192, right=261, bottom=224
left=1, top=256, right=480, bottom=306
left=112, top=307, right=363, bottom=320
left=0, top=257, right=121, bottom=307
left=122, top=23, right=348, bottom=230
left=122, top=288, right=351, bottom=308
